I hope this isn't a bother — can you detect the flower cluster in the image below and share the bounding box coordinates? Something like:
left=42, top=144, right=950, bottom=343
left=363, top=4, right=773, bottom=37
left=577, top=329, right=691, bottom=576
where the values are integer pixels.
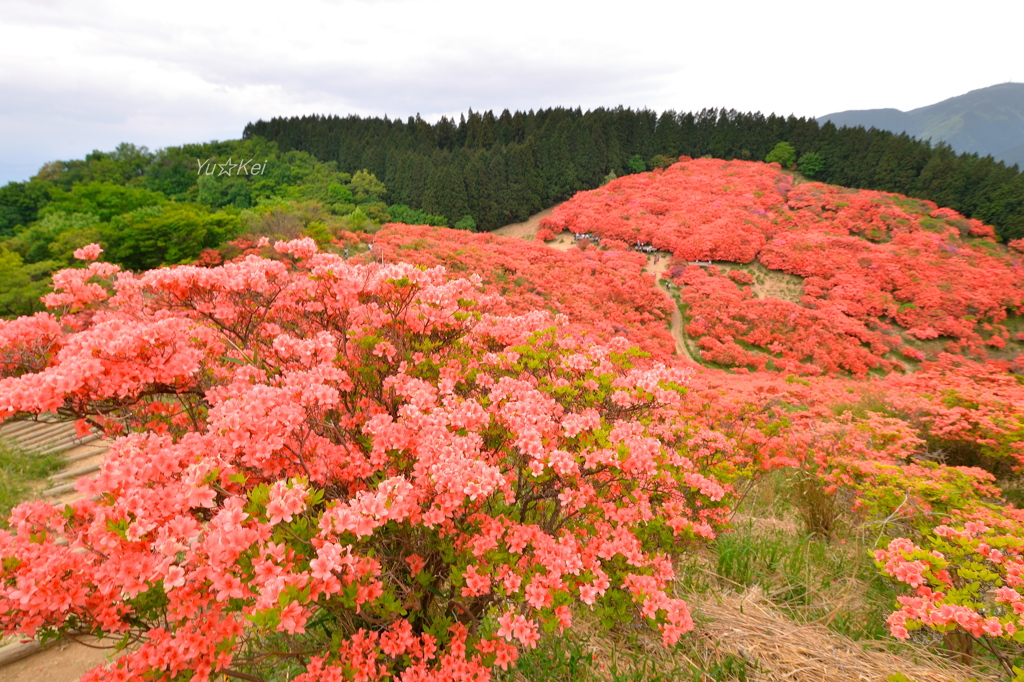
left=371, top=224, right=677, bottom=362
left=539, top=158, right=1024, bottom=375
left=0, top=240, right=729, bottom=681
left=875, top=521, right=1024, bottom=649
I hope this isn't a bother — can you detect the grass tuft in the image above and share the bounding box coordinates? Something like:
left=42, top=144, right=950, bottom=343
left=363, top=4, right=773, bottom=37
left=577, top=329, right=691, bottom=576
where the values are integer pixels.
left=0, top=439, right=65, bottom=522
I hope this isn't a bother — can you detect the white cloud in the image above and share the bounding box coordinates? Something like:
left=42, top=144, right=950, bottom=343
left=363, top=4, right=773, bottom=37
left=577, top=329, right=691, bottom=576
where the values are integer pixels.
left=1, top=0, right=1020, bottom=183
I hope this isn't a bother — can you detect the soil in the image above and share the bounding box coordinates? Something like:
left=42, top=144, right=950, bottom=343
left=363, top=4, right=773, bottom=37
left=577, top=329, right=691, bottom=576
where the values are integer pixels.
left=1, top=637, right=118, bottom=682
left=546, top=231, right=577, bottom=251
left=491, top=206, right=558, bottom=240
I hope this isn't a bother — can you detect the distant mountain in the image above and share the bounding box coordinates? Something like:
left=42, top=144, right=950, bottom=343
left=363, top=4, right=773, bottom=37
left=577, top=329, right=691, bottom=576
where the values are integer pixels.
left=1002, top=139, right=1024, bottom=169
left=818, top=83, right=1024, bottom=168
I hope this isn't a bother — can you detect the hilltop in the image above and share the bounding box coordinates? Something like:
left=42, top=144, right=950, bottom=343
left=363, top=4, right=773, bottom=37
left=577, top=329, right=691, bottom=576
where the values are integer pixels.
left=536, top=157, right=1024, bottom=375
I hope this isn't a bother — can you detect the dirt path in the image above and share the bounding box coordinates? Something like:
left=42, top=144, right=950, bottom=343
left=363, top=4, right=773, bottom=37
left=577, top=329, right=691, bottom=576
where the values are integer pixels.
left=492, top=206, right=558, bottom=239
left=0, top=637, right=117, bottom=682
left=664, top=287, right=691, bottom=361
left=642, top=253, right=697, bottom=363
left=495, top=213, right=696, bottom=362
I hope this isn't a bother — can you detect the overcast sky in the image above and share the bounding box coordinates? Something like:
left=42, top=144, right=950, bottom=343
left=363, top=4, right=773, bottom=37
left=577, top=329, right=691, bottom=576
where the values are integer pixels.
left=1, top=0, right=1020, bottom=185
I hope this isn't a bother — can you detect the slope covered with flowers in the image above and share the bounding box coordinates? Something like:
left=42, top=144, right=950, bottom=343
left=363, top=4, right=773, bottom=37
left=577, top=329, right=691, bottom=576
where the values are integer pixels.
left=530, top=161, right=1024, bottom=672
left=4, top=161, right=1024, bottom=679
left=540, top=158, right=1024, bottom=375
left=370, top=224, right=677, bottom=362
left=0, top=241, right=727, bottom=681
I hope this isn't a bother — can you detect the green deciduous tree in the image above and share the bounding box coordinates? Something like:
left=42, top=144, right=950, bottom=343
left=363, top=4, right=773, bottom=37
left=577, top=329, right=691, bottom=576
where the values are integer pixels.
left=453, top=215, right=477, bottom=232
left=348, top=169, right=386, bottom=202
left=797, top=152, right=825, bottom=178
left=103, top=204, right=241, bottom=270
left=3, top=212, right=102, bottom=265
left=765, top=142, right=797, bottom=168
left=43, top=182, right=165, bottom=222
left=0, top=247, right=56, bottom=316
left=626, top=154, right=646, bottom=174
left=0, top=180, right=51, bottom=235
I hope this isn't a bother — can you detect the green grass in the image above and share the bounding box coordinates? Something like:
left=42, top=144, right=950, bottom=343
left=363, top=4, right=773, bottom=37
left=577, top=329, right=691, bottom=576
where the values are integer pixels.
left=0, top=439, right=65, bottom=522
left=494, top=631, right=595, bottom=681
left=674, top=472, right=903, bottom=643
left=709, top=523, right=898, bottom=641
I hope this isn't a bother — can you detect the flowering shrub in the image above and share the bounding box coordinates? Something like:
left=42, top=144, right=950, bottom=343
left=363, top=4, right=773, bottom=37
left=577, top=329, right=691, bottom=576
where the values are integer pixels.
left=875, top=518, right=1024, bottom=678
left=879, top=357, right=1024, bottom=473
left=371, top=224, right=677, bottom=362
left=539, top=159, right=778, bottom=264
left=542, top=158, right=1024, bottom=374
left=535, top=227, right=556, bottom=242
left=674, top=265, right=901, bottom=375
left=0, top=240, right=730, bottom=681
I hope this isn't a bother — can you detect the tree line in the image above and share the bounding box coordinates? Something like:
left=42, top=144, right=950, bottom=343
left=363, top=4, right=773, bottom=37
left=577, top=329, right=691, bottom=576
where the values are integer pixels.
left=243, top=107, right=1024, bottom=240
left=3, top=105, right=1023, bottom=317
left=0, top=139, right=432, bottom=317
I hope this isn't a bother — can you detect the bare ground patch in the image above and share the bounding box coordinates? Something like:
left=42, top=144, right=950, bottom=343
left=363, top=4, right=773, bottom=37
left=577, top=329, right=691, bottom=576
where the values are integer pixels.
left=547, top=231, right=577, bottom=251
left=492, top=206, right=558, bottom=240
left=1, top=637, right=121, bottom=682
left=734, top=261, right=805, bottom=302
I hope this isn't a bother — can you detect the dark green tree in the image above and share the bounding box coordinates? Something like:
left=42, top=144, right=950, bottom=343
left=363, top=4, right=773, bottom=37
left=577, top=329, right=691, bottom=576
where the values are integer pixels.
left=424, top=162, right=469, bottom=225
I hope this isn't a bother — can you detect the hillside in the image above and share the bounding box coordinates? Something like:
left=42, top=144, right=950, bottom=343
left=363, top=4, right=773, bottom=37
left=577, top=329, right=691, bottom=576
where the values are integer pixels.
left=246, top=105, right=1024, bottom=242
left=819, top=83, right=1024, bottom=168
left=538, top=158, right=1024, bottom=375
left=2, top=158, right=1024, bottom=681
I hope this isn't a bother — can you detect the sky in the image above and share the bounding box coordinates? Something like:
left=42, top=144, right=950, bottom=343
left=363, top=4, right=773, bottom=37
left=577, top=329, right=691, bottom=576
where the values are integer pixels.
left=1, top=0, right=1021, bottom=185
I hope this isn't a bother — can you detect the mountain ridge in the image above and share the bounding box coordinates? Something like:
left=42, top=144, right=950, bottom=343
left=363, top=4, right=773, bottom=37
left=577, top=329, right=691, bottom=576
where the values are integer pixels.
left=818, top=82, right=1024, bottom=168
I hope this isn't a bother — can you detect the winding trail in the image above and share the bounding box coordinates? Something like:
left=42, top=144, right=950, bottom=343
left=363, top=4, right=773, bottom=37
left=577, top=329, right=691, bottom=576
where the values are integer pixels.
left=496, top=209, right=696, bottom=362
left=661, top=282, right=692, bottom=361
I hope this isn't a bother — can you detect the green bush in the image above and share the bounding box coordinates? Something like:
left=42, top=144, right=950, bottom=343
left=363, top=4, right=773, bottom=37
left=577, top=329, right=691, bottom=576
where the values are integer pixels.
left=798, top=152, right=825, bottom=178
left=765, top=142, right=797, bottom=168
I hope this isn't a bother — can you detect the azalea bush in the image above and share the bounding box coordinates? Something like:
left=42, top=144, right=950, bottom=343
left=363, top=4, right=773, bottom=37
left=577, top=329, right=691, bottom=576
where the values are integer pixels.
left=371, top=223, right=677, bottom=362
left=875, top=516, right=1024, bottom=678
left=0, top=241, right=730, bottom=681
left=540, top=158, right=1024, bottom=374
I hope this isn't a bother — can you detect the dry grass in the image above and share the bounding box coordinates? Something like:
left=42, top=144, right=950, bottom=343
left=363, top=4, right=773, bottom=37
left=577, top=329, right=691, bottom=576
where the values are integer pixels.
left=732, top=261, right=805, bottom=303
left=500, top=605, right=750, bottom=682
left=502, top=583, right=996, bottom=682
left=696, top=589, right=996, bottom=682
